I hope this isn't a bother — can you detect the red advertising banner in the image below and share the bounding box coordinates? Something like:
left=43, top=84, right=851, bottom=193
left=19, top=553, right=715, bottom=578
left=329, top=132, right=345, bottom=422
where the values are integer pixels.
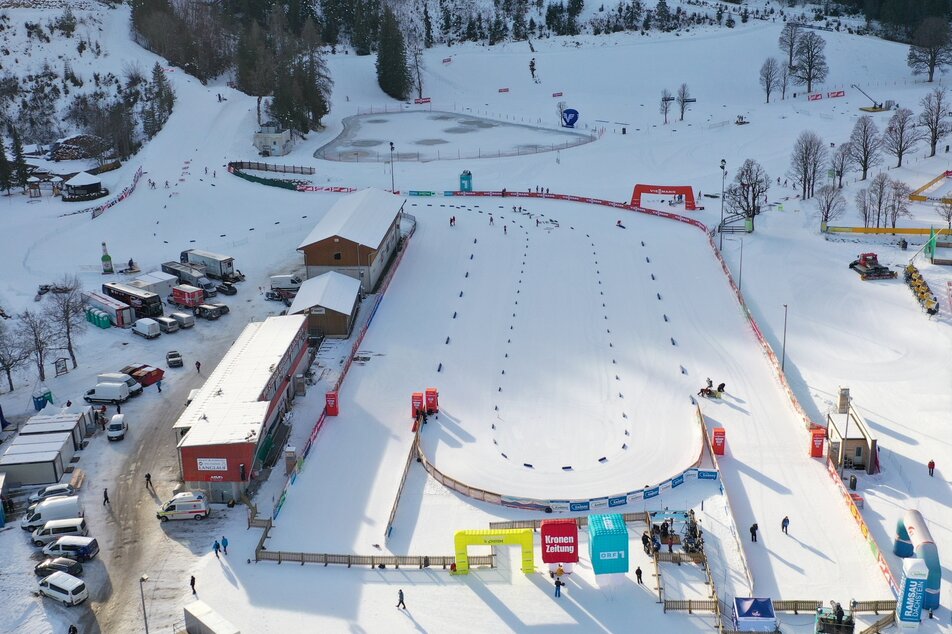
left=541, top=519, right=579, bottom=563
left=712, top=428, right=726, bottom=455
left=827, top=90, right=845, bottom=98
left=411, top=392, right=424, bottom=418
left=414, top=97, right=432, bottom=104
left=425, top=387, right=439, bottom=413
left=810, top=429, right=825, bottom=457
left=552, top=92, right=563, bottom=97
left=498, top=87, right=510, bottom=93
left=325, top=391, right=339, bottom=416
left=808, top=93, right=823, bottom=101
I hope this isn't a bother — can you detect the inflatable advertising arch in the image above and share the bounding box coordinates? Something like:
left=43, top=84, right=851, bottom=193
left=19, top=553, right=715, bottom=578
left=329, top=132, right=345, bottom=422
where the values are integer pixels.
left=454, top=529, right=534, bottom=574
left=893, top=510, right=941, bottom=610
left=630, top=184, right=697, bottom=211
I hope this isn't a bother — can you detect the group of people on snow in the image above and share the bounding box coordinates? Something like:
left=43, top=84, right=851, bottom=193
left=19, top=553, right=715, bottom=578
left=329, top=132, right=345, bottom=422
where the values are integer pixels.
left=697, top=377, right=726, bottom=398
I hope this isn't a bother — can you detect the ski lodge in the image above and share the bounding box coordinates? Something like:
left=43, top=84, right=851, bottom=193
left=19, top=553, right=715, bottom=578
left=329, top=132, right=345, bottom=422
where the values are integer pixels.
left=173, top=315, right=310, bottom=502
left=297, top=188, right=405, bottom=294
left=287, top=271, right=361, bottom=338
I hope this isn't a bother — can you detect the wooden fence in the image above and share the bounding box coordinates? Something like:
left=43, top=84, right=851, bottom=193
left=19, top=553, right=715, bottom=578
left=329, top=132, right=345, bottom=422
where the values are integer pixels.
left=255, top=551, right=493, bottom=568
left=859, top=612, right=895, bottom=634
left=771, top=600, right=822, bottom=613
left=852, top=600, right=897, bottom=614
left=663, top=598, right=719, bottom=613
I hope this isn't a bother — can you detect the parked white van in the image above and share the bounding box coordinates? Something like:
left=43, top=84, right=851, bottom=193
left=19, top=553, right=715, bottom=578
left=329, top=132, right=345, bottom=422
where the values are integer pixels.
left=42, top=536, right=100, bottom=561
left=97, top=372, right=143, bottom=396
left=32, top=517, right=89, bottom=546
left=106, top=414, right=127, bottom=441
left=83, top=381, right=130, bottom=405
left=156, top=491, right=210, bottom=521
left=38, top=571, right=88, bottom=606
left=22, top=496, right=84, bottom=531
left=170, top=311, right=195, bottom=329
left=270, top=274, right=302, bottom=291
left=132, top=317, right=161, bottom=339
left=155, top=316, right=180, bottom=333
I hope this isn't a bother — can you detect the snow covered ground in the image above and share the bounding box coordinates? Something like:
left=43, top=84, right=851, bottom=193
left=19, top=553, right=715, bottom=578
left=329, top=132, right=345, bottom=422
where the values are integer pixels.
left=0, top=2, right=950, bottom=633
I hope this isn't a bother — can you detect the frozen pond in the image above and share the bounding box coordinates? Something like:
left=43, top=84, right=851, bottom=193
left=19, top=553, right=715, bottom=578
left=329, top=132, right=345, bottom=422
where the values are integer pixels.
left=315, top=110, right=595, bottom=162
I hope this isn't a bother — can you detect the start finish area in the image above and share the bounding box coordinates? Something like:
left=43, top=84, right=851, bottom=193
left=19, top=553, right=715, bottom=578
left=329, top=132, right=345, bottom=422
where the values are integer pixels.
left=338, top=196, right=732, bottom=502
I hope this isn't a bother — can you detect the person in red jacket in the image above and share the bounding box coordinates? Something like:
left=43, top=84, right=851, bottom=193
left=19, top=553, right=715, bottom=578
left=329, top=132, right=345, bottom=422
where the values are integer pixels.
left=928, top=459, right=935, bottom=477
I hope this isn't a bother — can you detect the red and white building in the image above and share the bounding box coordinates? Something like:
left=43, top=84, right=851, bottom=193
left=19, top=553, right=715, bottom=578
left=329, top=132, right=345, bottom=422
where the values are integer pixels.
left=173, top=315, right=310, bottom=502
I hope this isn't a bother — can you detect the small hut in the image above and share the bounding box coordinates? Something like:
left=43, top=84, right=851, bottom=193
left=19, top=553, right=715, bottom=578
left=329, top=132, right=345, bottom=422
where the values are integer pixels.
left=63, top=172, right=103, bottom=200
left=27, top=176, right=41, bottom=198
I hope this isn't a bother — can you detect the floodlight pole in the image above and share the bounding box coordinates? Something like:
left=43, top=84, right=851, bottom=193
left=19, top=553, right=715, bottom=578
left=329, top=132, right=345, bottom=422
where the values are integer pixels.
left=389, top=142, right=395, bottom=193
left=139, top=574, right=150, bottom=634
left=719, top=159, right=727, bottom=250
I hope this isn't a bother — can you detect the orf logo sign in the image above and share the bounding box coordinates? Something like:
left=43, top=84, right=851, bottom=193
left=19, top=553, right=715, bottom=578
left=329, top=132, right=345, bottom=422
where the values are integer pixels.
left=562, top=108, right=580, bottom=128
left=541, top=520, right=579, bottom=563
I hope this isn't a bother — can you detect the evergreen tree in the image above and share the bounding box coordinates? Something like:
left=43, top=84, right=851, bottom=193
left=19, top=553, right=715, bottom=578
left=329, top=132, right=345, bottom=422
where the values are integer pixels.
left=376, top=7, right=411, bottom=100
left=0, top=136, right=12, bottom=194
left=423, top=3, right=434, bottom=47
left=8, top=126, right=28, bottom=189
left=655, top=0, right=670, bottom=30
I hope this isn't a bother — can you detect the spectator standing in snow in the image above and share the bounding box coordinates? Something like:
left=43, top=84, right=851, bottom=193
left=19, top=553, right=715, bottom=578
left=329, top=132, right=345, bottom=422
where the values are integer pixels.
left=221, top=536, right=228, bottom=555
left=750, top=523, right=758, bottom=542
left=195, top=361, right=202, bottom=373
left=716, top=382, right=726, bottom=393
left=103, top=488, right=109, bottom=506
left=396, top=589, right=406, bottom=609
left=928, top=459, right=935, bottom=476
left=636, top=566, right=643, bottom=584
left=213, top=540, right=221, bottom=559
left=781, top=516, right=790, bottom=534
left=190, top=576, right=196, bottom=594
left=554, top=578, right=564, bottom=597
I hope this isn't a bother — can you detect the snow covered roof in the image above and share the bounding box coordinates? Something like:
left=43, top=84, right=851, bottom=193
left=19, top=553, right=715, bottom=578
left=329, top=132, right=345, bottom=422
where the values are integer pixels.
left=288, top=271, right=361, bottom=316
left=27, top=176, right=39, bottom=182
left=21, top=420, right=80, bottom=434
left=65, top=171, right=101, bottom=186
left=173, top=315, right=306, bottom=444
left=11, top=432, right=72, bottom=446
left=0, top=450, right=61, bottom=465
left=297, top=188, right=404, bottom=250
left=135, top=271, right=178, bottom=285
left=177, top=401, right=270, bottom=448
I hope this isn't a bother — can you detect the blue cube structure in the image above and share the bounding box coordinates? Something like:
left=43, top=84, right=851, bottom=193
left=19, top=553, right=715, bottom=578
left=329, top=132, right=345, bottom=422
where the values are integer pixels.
left=588, top=513, right=629, bottom=575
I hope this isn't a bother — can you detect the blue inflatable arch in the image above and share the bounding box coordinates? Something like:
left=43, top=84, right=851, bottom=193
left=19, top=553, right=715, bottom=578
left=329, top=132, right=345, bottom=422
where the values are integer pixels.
left=893, top=510, right=941, bottom=610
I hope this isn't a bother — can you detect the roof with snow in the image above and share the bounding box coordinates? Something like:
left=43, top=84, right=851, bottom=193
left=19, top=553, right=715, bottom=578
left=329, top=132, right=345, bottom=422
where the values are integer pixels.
left=65, top=171, right=101, bottom=186
left=0, top=450, right=61, bottom=465
left=173, top=315, right=306, bottom=445
left=288, top=271, right=361, bottom=317
left=297, top=188, right=404, bottom=250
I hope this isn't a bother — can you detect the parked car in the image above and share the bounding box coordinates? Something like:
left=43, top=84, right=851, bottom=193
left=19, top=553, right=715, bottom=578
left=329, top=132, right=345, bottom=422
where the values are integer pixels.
left=131, top=318, right=161, bottom=339
left=156, top=491, right=210, bottom=521
left=216, top=282, right=237, bottom=296
left=38, top=571, right=88, bottom=606
left=28, top=483, right=76, bottom=505
left=169, top=311, right=195, bottom=329
left=194, top=304, right=222, bottom=320
left=34, top=557, right=83, bottom=578
left=209, top=302, right=230, bottom=315
left=96, top=372, right=143, bottom=396
left=106, top=414, right=127, bottom=441
left=166, top=351, right=183, bottom=368
left=155, top=316, right=180, bottom=333
left=42, top=536, right=100, bottom=561
left=83, top=382, right=129, bottom=405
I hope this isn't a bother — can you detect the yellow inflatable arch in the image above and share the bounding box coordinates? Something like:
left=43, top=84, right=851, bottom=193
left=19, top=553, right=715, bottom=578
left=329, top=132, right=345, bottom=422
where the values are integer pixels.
left=454, top=529, right=534, bottom=574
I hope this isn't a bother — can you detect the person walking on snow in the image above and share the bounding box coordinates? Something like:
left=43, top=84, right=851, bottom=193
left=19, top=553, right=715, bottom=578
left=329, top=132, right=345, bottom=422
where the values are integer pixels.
left=190, top=575, right=196, bottom=594
left=145, top=473, right=153, bottom=490
left=195, top=360, right=202, bottom=373
left=396, top=589, right=406, bottom=609
left=636, top=566, right=643, bottom=584
left=750, top=523, right=758, bottom=542
left=156, top=380, right=162, bottom=393
left=928, top=459, right=935, bottom=476
left=213, top=540, right=221, bottom=559
left=781, top=516, right=790, bottom=534
left=489, top=216, right=494, bottom=226
left=103, top=488, right=110, bottom=506
left=554, top=578, right=564, bottom=597
left=221, top=536, right=228, bottom=555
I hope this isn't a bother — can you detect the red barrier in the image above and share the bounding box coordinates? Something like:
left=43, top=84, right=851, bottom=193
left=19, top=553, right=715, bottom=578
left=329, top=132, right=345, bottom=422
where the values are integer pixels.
left=808, top=93, right=823, bottom=101
left=827, top=90, right=845, bottom=98
left=810, top=428, right=825, bottom=457
left=325, top=391, right=339, bottom=416
left=414, top=97, right=431, bottom=104
left=712, top=428, right=726, bottom=455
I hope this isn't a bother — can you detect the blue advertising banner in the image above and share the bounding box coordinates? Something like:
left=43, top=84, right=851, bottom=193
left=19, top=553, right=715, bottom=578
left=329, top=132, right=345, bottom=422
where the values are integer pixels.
left=644, top=486, right=660, bottom=499
left=698, top=470, right=718, bottom=480
left=608, top=496, right=627, bottom=507
left=671, top=474, right=685, bottom=488
left=561, top=108, right=580, bottom=128
left=570, top=501, right=590, bottom=512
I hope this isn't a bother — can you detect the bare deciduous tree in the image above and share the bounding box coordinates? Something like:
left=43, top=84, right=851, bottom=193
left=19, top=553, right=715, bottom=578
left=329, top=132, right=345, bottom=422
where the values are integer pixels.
left=790, top=130, right=827, bottom=200
left=882, top=108, right=924, bottom=168
left=868, top=173, right=891, bottom=228
left=937, top=199, right=952, bottom=230
left=46, top=275, right=87, bottom=369
left=814, top=184, right=846, bottom=224
left=918, top=87, right=951, bottom=158
left=676, top=83, right=691, bottom=121
left=779, top=62, right=790, bottom=100
left=848, top=115, right=882, bottom=180
left=887, top=180, right=913, bottom=228
left=778, top=22, right=801, bottom=69
left=759, top=57, right=779, bottom=104
left=660, top=88, right=672, bottom=124
left=830, top=142, right=852, bottom=188
left=409, top=44, right=425, bottom=99
left=855, top=188, right=873, bottom=228
left=792, top=31, right=829, bottom=93
left=16, top=309, right=54, bottom=382
left=907, top=17, right=952, bottom=83
left=725, top=159, right=770, bottom=230
left=0, top=323, right=29, bottom=393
